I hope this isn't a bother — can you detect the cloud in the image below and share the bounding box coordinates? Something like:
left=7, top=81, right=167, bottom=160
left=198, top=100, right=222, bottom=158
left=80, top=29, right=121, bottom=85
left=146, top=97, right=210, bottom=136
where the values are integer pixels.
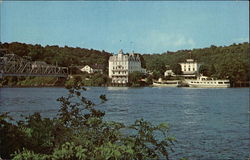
left=233, top=37, right=249, bottom=43
left=172, top=35, right=195, bottom=47
left=137, top=31, right=196, bottom=53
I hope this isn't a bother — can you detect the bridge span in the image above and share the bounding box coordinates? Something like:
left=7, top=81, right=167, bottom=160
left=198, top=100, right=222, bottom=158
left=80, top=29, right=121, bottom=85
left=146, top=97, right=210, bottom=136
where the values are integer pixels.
left=0, top=50, right=68, bottom=78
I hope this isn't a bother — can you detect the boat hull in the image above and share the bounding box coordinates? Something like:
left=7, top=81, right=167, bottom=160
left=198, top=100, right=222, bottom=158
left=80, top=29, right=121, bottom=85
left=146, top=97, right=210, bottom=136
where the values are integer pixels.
left=153, top=81, right=181, bottom=87
left=186, top=79, right=230, bottom=88
left=188, top=84, right=230, bottom=88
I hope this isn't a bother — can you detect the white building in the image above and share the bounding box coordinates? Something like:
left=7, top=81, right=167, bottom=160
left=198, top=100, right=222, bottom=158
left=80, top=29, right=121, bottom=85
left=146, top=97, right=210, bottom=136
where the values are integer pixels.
left=164, top=69, right=175, bottom=77
left=80, top=64, right=103, bottom=74
left=179, top=59, right=201, bottom=76
left=109, top=49, right=146, bottom=84
left=32, top=61, right=47, bottom=69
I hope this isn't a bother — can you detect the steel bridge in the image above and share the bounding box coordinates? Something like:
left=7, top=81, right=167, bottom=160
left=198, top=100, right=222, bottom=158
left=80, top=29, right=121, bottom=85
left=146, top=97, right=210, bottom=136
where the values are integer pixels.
left=0, top=49, right=68, bottom=78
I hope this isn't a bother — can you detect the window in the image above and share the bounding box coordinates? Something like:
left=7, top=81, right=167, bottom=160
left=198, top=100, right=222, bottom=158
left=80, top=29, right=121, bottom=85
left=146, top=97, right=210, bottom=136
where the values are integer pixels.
left=218, top=82, right=223, bottom=84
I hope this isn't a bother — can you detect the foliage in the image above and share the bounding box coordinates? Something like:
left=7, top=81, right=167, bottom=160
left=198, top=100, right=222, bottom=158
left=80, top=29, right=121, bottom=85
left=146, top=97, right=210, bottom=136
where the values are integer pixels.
left=170, top=63, right=182, bottom=75
left=65, top=73, right=110, bottom=87
left=0, top=76, right=65, bottom=87
left=151, top=71, right=163, bottom=80
left=0, top=83, right=175, bottom=160
left=145, top=74, right=154, bottom=85
left=128, top=71, right=145, bottom=86
left=144, top=57, right=166, bottom=75
left=0, top=42, right=111, bottom=69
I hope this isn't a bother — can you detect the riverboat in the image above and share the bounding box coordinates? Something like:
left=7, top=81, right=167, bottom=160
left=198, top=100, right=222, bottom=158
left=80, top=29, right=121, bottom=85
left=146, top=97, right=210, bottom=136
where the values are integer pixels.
left=185, top=75, right=230, bottom=88
left=153, top=80, right=181, bottom=87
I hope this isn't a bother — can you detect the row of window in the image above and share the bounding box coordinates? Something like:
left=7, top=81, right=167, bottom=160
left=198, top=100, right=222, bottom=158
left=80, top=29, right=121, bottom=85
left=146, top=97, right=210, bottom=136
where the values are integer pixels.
left=112, top=62, right=127, bottom=65
left=112, top=66, right=141, bottom=70
left=112, top=71, right=127, bottom=74
left=111, top=59, right=140, bottom=63
left=113, top=66, right=125, bottom=69
left=112, top=80, right=128, bottom=83
left=183, top=68, right=195, bottom=71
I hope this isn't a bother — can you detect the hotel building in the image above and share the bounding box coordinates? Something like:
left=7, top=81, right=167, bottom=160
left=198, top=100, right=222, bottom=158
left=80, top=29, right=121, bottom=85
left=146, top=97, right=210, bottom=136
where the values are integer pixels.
left=109, top=50, right=146, bottom=84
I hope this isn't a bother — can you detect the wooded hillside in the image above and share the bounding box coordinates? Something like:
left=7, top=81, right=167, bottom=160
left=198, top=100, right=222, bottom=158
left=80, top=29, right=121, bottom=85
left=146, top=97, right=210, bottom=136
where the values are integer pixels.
left=0, top=42, right=111, bottom=70
left=143, top=42, right=250, bottom=83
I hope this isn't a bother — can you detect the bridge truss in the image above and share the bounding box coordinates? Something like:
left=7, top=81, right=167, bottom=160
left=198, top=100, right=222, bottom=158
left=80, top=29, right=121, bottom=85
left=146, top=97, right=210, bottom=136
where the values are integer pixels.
left=0, top=52, right=68, bottom=78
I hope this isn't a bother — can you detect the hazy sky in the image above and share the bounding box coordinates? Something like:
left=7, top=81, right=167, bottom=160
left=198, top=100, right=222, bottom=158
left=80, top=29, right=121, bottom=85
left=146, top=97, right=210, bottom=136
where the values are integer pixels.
left=1, top=1, right=249, bottom=54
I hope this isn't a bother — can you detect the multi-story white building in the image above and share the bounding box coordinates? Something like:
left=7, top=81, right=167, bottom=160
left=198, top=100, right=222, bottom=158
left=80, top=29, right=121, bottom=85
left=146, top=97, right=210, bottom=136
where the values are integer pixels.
left=179, top=59, right=201, bottom=76
left=109, top=49, right=146, bottom=84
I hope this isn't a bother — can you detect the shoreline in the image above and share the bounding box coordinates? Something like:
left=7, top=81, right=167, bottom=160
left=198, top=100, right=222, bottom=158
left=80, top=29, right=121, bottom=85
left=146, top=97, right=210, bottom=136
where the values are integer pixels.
left=1, top=85, right=249, bottom=89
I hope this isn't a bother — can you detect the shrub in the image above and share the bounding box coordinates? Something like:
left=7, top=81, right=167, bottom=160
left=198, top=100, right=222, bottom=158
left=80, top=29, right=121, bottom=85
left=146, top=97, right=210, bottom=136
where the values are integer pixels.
left=0, top=83, right=175, bottom=160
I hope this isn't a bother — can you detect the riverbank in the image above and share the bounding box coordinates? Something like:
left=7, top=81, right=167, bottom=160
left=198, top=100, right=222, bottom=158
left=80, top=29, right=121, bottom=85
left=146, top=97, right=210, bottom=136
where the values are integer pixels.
left=0, top=76, right=66, bottom=88
left=1, top=75, right=249, bottom=88
left=0, top=74, right=150, bottom=88
left=1, top=84, right=250, bottom=88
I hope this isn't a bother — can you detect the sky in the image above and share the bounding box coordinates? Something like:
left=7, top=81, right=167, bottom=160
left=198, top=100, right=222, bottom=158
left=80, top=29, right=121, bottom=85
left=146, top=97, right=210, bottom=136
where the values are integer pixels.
left=0, top=1, right=249, bottom=54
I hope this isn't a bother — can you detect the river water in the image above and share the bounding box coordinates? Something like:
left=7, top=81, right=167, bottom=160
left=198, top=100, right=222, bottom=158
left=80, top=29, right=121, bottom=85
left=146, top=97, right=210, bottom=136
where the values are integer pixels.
left=0, top=87, right=249, bottom=159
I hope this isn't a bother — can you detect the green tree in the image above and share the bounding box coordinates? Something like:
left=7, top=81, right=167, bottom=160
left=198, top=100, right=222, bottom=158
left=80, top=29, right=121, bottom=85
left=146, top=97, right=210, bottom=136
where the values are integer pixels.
left=208, top=64, right=216, bottom=77
left=199, top=65, right=209, bottom=76
left=152, top=71, right=162, bottom=80
left=128, top=71, right=144, bottom=86
left=28, top=44, right=44, bottom=61
left=170, top=63, right=182, bottom=75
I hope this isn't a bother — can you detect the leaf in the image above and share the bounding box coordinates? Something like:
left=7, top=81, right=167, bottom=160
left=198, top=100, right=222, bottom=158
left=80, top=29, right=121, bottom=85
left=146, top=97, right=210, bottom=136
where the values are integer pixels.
left=158, top=122, right=169, bottom=130
left=100, top=94, right=107, bottom=102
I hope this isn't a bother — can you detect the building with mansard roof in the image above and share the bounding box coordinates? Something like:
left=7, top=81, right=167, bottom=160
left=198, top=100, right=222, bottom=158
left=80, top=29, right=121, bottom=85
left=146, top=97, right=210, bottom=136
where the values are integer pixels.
left=108, top=49, right=146, bottom=84
left=179, top=58, right=201, bottom=77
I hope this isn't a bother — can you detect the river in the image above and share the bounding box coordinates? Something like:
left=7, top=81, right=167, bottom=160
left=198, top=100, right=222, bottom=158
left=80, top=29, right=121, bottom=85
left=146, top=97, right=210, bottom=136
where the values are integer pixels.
left=0, top=87, right=249, bottom=159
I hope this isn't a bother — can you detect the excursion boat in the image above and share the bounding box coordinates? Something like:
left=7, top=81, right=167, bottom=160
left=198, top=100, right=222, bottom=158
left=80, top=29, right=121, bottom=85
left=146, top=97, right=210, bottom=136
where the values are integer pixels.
left=153, top=80, right=181, bottom=87
left=185, top=75, right=230, bottom=88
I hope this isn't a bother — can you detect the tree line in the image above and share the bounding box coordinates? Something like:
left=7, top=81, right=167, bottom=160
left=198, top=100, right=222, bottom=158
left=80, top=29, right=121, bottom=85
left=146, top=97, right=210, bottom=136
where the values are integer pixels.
left=0, top=42, right=111, bottom=72
left=1, top=42, right=249, bottom=85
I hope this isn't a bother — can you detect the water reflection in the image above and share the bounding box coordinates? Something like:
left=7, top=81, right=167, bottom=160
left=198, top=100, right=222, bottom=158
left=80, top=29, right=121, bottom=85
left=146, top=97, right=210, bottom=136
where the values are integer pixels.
left=107, top=87, right=129, bottom=90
